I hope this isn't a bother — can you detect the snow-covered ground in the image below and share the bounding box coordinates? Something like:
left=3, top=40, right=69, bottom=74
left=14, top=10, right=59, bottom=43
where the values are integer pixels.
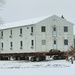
left=0, top=60, right=75, bottom=75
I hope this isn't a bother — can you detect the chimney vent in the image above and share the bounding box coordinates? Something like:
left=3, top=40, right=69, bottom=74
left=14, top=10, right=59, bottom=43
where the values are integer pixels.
left=61, top=15, right=64, bottom=19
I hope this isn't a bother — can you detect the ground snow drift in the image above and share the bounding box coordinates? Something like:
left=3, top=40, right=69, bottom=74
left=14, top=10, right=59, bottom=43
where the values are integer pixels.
left=0, top=60, right=75, bottom=75
left=0, top=60, right=71, bottom=69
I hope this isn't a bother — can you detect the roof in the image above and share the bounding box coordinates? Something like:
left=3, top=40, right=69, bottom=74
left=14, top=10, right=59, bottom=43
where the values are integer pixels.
left=0, top=15, right=50, bottom=30
left=0, top=15, right=74, bottom=30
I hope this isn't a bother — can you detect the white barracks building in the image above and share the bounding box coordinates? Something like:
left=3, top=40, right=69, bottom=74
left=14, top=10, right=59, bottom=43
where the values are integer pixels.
left=0, top=15, right=74, bottom=53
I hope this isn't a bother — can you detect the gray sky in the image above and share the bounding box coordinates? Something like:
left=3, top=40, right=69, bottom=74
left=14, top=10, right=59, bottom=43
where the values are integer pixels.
left=0, top=0, right=75, bottom=33
left=0, top=0, right=75, bottom=23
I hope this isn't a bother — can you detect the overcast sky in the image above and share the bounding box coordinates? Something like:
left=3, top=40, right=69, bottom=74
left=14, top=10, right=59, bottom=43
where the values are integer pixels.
left=0, top=0, right=75, bottom=34
left=0, top=0, right=75, bottom=23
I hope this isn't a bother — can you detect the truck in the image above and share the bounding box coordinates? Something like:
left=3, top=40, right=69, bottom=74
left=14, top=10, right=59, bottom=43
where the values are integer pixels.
left=0, top=50, right=65, bottom=62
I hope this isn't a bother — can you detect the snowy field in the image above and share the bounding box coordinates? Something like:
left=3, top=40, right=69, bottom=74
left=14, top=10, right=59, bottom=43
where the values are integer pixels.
left=0, top=60, right=75, bottom=75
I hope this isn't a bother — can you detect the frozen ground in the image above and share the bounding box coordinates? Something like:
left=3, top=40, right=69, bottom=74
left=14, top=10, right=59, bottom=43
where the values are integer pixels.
left=0, top=60, right=75, bottom=75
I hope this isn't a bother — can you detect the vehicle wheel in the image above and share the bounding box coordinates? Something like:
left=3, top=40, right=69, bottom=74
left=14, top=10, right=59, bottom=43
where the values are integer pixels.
left=25, top=56, right=29, bottom=60
left=31, top=57, right=34, bottom=62
left=36, top=57, right=40, bottom=62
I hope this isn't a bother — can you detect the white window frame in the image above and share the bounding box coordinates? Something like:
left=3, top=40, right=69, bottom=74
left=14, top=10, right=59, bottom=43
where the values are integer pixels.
left=42, top=40, right=46, bottom=45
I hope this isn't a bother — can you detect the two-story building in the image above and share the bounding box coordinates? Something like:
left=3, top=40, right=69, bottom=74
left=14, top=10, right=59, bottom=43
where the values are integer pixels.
left=0, top=15, right=74, bottom=53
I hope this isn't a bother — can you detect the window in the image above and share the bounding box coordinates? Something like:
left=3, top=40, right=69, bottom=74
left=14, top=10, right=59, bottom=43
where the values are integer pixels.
left=42, top=40, right=46, bottom=45
left=10, top=42, right=13, bottom=47
left=54, top=40, right=56, bottom=44
left=20, top=41, right=23, bottom=47
left=41, top=26, right=46, bottom=32
left=10, top=30, right=12, bottom=35
left=1, top=43, right=3, bottom=50
left=27, top=27, right=29, bottom=29
left=53, top=27, right=56, bottom=31
left=31, top=27, right=33, bottom=32
left=20, top=41, right=23, bottom=49
left=64, top=26, right=68, bottom=32
left=31, top=40, right=34, bottom=46
left=52, top=26, right=57, bottom=36
left=64, top=39, right=68, bottom=45
left=1, top=31, right=3, bottom=36
left=1, top=43, right=3, bottom=48
left=20, top=28, right=22, bottom=34
left=10, top=30, right=12, bottom=38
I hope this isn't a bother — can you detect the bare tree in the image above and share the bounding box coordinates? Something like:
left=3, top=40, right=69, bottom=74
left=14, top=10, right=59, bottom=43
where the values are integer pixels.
left=0, top=0, right=5, bottom=25
left=66, top=46, right=75, bottom=61
left=68, top=46, right=75, bottom=56
left=0, top=0, right=5, bottom=7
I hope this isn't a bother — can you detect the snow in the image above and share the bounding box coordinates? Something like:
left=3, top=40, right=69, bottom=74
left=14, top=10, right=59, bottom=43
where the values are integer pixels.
left=0, top=15, right=74, bottom=30
left=0, top=60, right=75, bottom=75
left=0, top=15, right=50, bottom=30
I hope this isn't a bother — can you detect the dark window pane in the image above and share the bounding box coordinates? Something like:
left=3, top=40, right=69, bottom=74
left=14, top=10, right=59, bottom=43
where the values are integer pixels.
left=53, top=27, right=56, bottom=31
left=54, top=40, right=56, bottom=44
left=10, top=30, right=12, bottom=35
left=64, top=39, right=68, bottom=45
left=20, top=41, right=23, bottom=46
left=10, top=42, right=12, bottom=47
left=31, top=40, right=34, bottom=46
left=64, top=26, right=68, bottom=32
left=2, top=43, right=3, bottom=48
left=41, top=26, right=46, bottom=32
left=20, top=28, right=22, bottom=34
left=31, top=27, right=33, bottom=32
left=1, top=31, right=3, bottom=36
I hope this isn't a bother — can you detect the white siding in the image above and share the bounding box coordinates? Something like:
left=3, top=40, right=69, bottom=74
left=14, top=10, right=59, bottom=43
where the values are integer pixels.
left=0, top=15, right=74, bottom=53
left=0, top=25, right=36, bottom=53
left=35, top=16, right=74, bottom=52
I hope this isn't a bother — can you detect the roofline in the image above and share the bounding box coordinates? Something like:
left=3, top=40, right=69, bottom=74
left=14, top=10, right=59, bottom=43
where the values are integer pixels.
left=0, top=24, right=35, bottom=31
left=0, top=14, right=74, bottom=30
left=53, top=15, right=74, bottom=25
